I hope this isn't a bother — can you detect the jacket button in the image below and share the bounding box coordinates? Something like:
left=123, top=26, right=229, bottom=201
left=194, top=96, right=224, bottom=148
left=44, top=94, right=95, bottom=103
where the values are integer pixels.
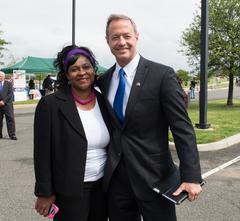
left=117, top=152, right=121, bottom=157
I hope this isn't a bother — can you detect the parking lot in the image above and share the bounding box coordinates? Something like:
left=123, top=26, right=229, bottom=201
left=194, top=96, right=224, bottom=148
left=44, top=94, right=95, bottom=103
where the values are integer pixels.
left=0, top=107, right=239, bottom=221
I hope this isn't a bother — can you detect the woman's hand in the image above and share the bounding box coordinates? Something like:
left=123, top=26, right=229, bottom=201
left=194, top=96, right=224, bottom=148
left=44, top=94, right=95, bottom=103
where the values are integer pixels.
left=35, top=195, right=56, bottom=217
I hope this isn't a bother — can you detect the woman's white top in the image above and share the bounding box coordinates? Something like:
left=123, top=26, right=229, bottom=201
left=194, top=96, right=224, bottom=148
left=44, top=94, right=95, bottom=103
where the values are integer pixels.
left=77, top=100, right=110, bottom=182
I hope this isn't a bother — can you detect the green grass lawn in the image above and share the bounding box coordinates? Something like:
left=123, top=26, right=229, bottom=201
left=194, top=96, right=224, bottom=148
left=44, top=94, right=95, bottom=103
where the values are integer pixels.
left=13, top=99, right=39, bottom=105
left=170, top=99, right=240, bottom=144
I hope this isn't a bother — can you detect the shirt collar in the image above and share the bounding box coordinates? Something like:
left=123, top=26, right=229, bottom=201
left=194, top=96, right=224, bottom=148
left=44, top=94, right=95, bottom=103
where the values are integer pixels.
left=115, top=53, right=140, bottom=78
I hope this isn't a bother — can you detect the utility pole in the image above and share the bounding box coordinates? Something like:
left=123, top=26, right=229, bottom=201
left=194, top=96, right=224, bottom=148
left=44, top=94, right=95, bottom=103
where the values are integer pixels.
left=196, top=0, right=211, bottom=129
left=72, top=0, right=76, bottom=45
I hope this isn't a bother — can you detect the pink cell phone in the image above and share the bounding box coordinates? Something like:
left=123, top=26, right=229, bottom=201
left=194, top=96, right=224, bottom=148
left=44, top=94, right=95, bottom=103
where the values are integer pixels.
left=48, top=203, right=59, bottom=219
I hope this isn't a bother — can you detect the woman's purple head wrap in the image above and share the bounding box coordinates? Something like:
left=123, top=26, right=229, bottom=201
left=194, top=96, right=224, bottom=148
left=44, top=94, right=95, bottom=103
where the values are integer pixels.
left=63, top=48, right=95, bottom=73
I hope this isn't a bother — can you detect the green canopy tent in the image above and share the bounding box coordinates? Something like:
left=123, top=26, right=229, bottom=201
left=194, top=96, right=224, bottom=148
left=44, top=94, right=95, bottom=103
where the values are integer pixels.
left=1, top=56, right=56, bottom=74
left=0, top=56, right=107, bottom=74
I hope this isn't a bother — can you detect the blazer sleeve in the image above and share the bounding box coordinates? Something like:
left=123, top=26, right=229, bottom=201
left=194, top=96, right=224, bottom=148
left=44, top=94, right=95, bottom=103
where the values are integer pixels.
left=34, top=97, right=54, bottom=197
left=160, top=67, right=202, bottom=183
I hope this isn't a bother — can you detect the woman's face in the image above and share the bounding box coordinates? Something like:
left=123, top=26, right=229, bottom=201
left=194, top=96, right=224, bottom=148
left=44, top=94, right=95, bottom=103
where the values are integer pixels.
left=66, top=55, right=95, bottom=92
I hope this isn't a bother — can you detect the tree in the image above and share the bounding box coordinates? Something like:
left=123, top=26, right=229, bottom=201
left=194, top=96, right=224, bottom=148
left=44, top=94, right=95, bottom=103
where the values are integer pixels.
left=176, top=69, right=191, bottom=87
left=0, top=25, right=10, bottom=66
left=180, top=0, right=240, bottom=106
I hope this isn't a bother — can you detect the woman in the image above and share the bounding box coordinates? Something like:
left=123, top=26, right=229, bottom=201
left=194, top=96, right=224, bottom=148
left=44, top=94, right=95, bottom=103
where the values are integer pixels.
left=34, top=45, right=110, bottom=221
left=28, top=78, right=35, bottom=99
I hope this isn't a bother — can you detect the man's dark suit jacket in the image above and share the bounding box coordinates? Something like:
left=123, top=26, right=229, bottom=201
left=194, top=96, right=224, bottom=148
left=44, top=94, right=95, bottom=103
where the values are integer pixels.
left=34, top=86, right=110, bottom=197
left=0, top=80, right=14, bottom=107
left=98, top=56, right=202, bottom=200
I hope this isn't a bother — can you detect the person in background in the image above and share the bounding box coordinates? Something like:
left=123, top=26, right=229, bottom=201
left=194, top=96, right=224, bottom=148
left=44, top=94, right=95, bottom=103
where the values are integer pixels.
left=235, top=76, right=240, bottom=86
left=0, top=71, right=17, bottom=140
left=34, top=45, right=110, bottom=221
left=97, top=14, right=202, bottom=221
left=190, top=78, right=196, bottom=99
left=6, top=75, right=14, bottom=86
left=28, top=78, right=35, bottom=99
left=42, top=75, right=54, bottom=95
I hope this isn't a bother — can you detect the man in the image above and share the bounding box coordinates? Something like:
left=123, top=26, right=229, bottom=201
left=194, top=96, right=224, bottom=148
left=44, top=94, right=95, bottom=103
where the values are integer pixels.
left=190, top=78, right=196, bottom=99
left=0, top=71, right=17, bottom=140
left=98, top=14, right=202, bottom=221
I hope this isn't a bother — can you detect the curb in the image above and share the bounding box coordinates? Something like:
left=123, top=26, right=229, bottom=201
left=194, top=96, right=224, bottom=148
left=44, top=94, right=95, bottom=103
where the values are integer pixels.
left=13, top=103, right=37, bottom=109
left=170, top=133, right=240, bottom=152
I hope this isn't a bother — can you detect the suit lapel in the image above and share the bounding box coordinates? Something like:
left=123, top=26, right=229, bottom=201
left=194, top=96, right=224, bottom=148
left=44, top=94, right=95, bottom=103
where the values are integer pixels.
left=124, top=57, right=149, bottom=124
left=2, top=81, right=8, bottom=92
left=56, top=86, right=86, bottom=138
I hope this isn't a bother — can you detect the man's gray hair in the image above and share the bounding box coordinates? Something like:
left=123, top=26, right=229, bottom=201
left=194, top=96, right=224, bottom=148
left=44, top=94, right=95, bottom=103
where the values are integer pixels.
left=105, top=14, right=138, bottom=38
left=0, top=71, right=5, bottom=77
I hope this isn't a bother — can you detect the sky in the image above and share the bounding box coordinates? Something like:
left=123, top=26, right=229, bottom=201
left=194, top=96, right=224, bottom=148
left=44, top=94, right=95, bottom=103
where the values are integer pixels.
left=0, top=0, right=200, bottom=71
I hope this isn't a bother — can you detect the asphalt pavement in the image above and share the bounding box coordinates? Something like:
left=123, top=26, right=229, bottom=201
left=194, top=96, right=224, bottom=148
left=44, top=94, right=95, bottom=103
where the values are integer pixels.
left=189, top=85, right=240, bottom=101
left=0, top=88, right=239, bottom=221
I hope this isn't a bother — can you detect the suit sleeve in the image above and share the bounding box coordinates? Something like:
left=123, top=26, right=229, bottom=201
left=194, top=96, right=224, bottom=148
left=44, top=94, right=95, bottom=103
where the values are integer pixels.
left=34, top=97, right=54, bottom=197
left=160, top=67, right=202, bottom=183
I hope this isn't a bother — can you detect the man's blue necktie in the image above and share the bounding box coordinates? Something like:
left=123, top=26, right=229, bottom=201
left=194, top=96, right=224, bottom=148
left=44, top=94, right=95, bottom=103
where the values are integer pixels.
left=113, top=68, right=126, bottom=123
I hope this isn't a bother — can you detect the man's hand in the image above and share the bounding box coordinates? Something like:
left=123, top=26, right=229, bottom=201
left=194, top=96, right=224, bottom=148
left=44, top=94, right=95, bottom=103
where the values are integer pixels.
left=173, top=182, right=202, bottom=202
left=35, top=195, right=56, bottom=217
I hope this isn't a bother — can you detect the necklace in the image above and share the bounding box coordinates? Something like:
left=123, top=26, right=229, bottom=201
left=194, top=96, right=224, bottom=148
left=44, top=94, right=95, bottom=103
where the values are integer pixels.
left=72, top=89, right=96, bottom=105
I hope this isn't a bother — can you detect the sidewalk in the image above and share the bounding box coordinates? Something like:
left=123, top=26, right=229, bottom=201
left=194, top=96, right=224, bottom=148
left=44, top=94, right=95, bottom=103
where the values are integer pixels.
left=14, top=103, right=37, bottom=109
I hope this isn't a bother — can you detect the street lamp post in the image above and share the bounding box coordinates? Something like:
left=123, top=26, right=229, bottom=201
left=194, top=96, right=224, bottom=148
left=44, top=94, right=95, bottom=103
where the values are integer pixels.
left=196, top=0, right=211, bottom=129
left=72, top=0, right=76, bottom=45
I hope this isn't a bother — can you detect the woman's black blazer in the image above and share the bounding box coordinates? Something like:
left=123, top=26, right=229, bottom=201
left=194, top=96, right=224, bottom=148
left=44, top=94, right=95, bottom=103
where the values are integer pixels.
left=34, top=86, right=110, bottom=197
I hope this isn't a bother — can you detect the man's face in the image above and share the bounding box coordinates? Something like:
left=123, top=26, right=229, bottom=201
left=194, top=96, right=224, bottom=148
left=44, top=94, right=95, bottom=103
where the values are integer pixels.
left=106, top=19, right=139, bottom=67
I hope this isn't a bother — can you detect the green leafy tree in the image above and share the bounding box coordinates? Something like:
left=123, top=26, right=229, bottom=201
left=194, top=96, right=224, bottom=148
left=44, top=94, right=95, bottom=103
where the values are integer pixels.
left=0, top=25, right=10, bottom=66
left=180, top=0, right=240, bottom=106
left=176, top=69, right=191, bottom=86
